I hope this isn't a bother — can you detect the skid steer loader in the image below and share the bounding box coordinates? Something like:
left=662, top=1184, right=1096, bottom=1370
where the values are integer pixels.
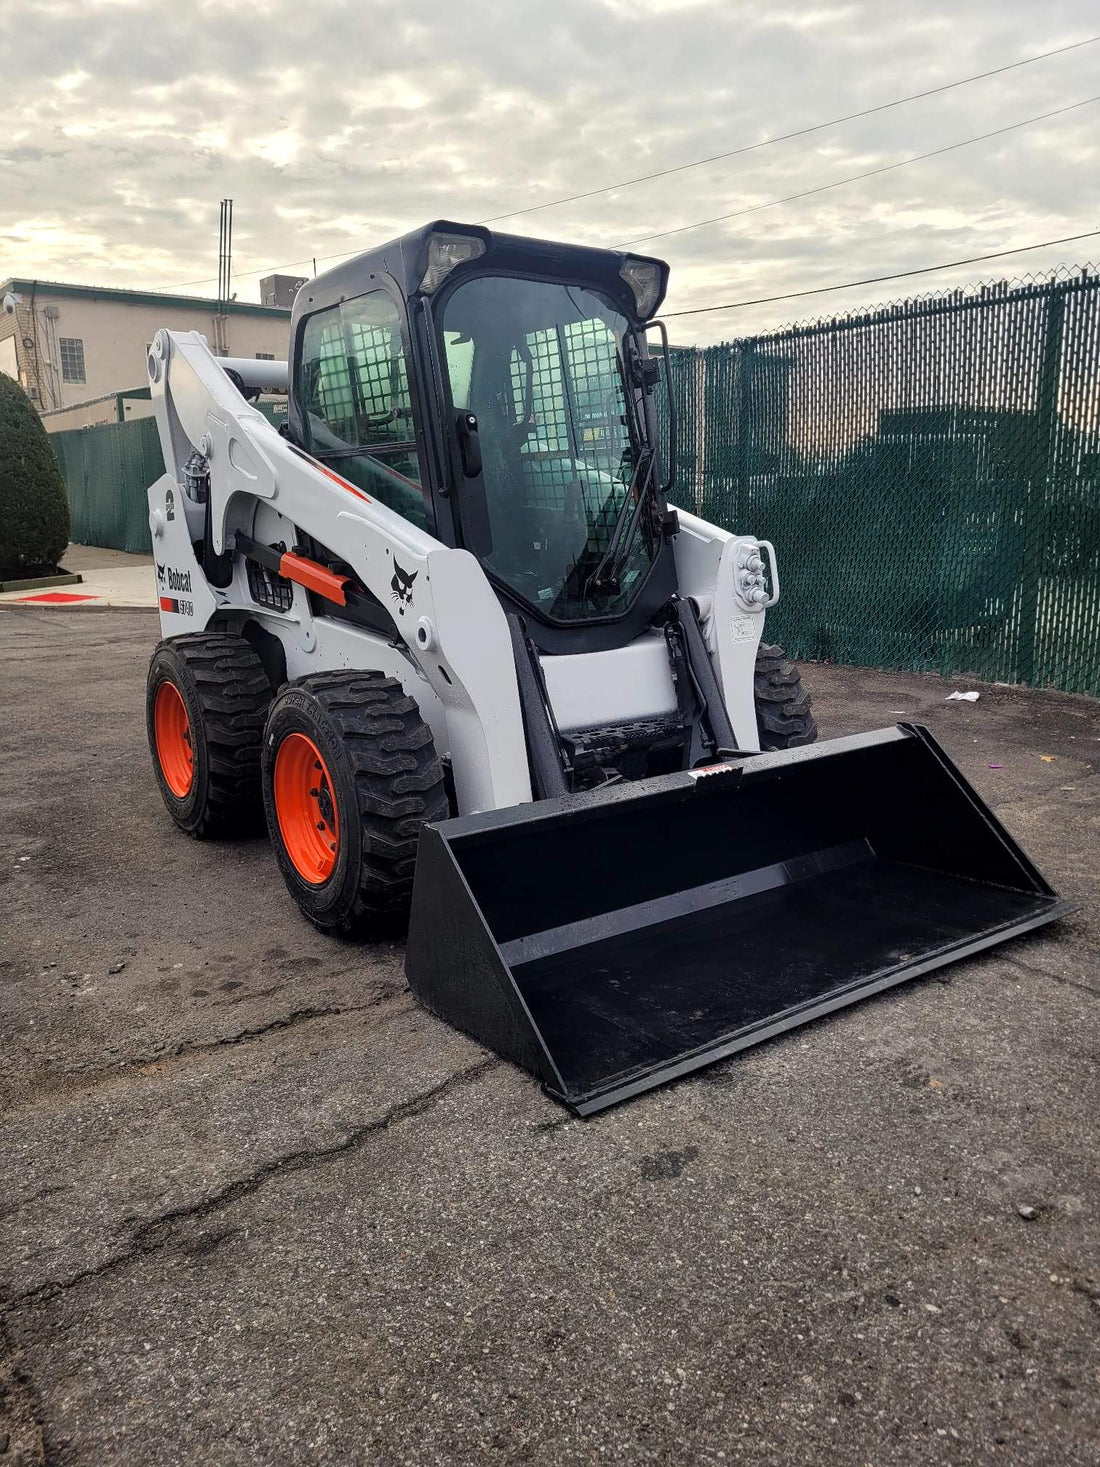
left=144, top=221, right=1070, bottom=1114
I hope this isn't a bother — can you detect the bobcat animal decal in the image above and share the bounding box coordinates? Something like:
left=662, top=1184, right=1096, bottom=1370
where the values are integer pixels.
left=390, top=560, right=418, bottom=615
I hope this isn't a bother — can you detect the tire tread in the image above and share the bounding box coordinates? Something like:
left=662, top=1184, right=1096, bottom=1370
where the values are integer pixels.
left=286, top=670, right=447, bottom=934
left=754, top=642, right=818, bottom=750
left=151, top=633, right=270, bottom=836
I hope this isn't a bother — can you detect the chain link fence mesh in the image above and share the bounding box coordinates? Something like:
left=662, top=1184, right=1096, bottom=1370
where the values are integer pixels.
left=664, top=267, right=1100, bottom=696
left=52, top=415, right=163, bottom=555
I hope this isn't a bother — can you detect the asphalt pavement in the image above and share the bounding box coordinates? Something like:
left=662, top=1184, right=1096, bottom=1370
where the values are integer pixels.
left=1, top=606, right=1097, bottom=1466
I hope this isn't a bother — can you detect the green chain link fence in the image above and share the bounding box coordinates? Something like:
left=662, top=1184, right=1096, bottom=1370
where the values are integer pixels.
left=664, top=267, right=1100, bottom=697
left=52, top=414, right=165, bottom=554
left=52, top=401, right=287, bottom=555
left=54, top=271, right=1099, bottom=695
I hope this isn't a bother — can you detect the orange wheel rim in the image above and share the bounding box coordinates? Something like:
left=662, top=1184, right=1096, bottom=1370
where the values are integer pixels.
left=274, top=733, right=340, bottom=884
left=154, top=680, right=194, bottom=798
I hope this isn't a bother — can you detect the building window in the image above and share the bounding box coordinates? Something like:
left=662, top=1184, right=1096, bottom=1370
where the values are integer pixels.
left=255, top=352, right=275, bottom=360
left=59, top=337, right=86, bottom=384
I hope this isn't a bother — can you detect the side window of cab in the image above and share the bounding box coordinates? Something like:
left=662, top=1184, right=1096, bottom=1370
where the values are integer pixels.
left=298, top=291, right=428, bottom=529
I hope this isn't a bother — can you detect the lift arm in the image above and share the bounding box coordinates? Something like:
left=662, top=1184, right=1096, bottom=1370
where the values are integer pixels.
left=146, top=328, right=532, bottom=813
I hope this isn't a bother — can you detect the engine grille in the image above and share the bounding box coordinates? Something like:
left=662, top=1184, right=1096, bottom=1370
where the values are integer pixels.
left=246, top=556, right=294, bottom=613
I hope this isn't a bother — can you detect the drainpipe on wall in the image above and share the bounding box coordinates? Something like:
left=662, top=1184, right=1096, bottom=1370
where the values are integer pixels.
left=26, top=282, right=58, bottom=411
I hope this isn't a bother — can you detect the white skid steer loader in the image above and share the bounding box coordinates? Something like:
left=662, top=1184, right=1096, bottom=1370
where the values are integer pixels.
left=145, top=222, right=1070, bottom=1114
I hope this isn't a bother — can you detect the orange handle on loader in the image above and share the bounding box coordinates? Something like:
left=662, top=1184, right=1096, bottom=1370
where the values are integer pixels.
left=277, top=552, right=350, bottom=606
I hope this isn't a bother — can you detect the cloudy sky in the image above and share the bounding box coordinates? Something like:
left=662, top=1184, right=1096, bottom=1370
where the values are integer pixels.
left=2, top=0, right=1097, bottom=342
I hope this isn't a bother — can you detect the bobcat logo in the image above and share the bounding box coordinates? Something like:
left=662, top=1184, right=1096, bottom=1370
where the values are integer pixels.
left=390, top=560, right=418, bottom=615
left=155, top=562, right=166, bottom=586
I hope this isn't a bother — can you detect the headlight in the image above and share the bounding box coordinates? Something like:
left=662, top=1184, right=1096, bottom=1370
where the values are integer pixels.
left=618, top=257, right=663, bottom=317
left=419, top=232, right=487, bottom=293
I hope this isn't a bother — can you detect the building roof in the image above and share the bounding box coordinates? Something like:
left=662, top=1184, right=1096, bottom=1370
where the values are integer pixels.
left=1, top=278, right=290, bottom=319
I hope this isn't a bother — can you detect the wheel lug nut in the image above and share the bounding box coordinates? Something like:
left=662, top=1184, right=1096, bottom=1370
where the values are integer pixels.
left=310, top=787, right=319, bottom=797
left=316, top=821, right=325, bottom=831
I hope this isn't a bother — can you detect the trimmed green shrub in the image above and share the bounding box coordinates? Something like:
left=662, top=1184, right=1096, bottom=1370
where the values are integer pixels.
left=0, top=372, right=71, bottom=578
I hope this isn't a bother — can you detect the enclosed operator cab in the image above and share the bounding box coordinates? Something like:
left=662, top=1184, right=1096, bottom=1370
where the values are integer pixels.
left=287, top=222, right=679, bottom=654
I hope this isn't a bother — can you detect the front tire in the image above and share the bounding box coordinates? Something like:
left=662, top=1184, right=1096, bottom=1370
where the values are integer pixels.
left=754, top=642, right=818, bottom=750
left=261, top=671, right=447, bottom=938
left=146, top=633, right=271, bottom=837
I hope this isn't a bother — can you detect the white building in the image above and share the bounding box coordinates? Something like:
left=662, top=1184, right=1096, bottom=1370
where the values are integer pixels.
left=0, top=278, right=291, bottom=428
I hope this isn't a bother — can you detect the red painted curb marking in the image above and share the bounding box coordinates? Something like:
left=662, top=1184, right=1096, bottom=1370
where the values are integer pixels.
left=17, top=592, right=98, bottom=604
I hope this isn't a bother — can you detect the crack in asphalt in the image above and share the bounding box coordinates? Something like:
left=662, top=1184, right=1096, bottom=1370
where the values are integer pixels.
left=1, top=1056, right=500, bottom=1315
left=2, top=991, right=416, bottom=1117
left=158, top=991, right=413, bottom=1059
left=207, top=960, right=395, bottom=1007
left=1000, top=951, right=1100, bottom=998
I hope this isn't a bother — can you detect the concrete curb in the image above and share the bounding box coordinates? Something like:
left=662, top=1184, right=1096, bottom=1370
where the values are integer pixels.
left=0, top=571, right=84, bottom=593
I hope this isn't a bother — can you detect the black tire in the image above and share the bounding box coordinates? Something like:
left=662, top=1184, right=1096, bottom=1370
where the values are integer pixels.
left=146, top=633, right=271, bottom=837
left=754, top=642, right=818, bottom=750
left=261, top=671, right=447, bottom=938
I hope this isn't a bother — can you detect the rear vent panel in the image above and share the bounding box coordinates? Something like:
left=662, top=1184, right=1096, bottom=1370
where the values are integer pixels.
left=246, top=556, right=294, bottom=613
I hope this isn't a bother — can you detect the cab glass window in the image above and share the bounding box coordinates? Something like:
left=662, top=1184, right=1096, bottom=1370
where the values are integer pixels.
left=299, top=292, right=426, bottom=528
left=440, top=275, right=656, bottom=622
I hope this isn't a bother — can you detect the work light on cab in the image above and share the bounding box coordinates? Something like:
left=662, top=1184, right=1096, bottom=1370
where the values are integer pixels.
left=419, top=230, right=487, bottom=293
left=618, top=256, right=665, bottom=317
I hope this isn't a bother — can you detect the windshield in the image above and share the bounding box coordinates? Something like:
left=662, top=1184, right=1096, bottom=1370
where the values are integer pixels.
left=440, top=275, right=660, bottom=621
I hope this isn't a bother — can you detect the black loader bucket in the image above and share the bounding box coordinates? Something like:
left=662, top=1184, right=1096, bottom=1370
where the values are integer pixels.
left=405, top=726, right=1071, bottom=1115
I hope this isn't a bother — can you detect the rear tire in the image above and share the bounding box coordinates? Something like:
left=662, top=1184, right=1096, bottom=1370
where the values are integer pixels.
left=147, top=633, right=271, bottom=837
left=754, top=642, right=818, bottom=750
left=261, top=671, right=447, bottom=938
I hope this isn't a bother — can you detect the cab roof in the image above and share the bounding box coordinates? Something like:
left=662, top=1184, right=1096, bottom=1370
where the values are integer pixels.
left=290, top=220, right=669, bottom=329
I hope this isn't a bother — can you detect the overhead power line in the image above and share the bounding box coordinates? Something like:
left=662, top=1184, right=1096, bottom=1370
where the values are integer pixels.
left=616, top=95, right=1100, bottom=249
left=661, top=229, right=1100, bottom=318
left=155, top=33, right=1099, bottom=292
left=477, top=34, right=1100, bottom=226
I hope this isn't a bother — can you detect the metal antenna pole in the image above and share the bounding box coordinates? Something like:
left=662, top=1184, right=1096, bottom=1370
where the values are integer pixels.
left=214, top=198, right=233, bottom=354
left=225, top=198, right=233, bottom=353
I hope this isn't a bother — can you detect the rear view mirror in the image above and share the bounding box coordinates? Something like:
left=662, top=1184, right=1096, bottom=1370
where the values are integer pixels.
left=643, top=319, right=677, bottom=495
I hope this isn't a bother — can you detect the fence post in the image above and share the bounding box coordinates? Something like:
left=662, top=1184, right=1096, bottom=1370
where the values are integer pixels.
left=79, top=429, right=90, bottom=547
left=694, top=350, right=706, bottom=515
left=735, top=341, right=756, bottom=529
left=1015, top=286, right=1065, bottom=686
